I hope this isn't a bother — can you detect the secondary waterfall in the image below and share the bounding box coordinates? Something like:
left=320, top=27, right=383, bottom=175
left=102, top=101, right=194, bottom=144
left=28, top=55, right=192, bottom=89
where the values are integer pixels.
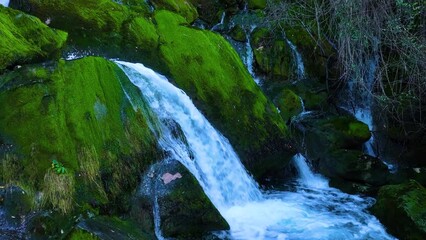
left=243, top=26, right=261, bottom=85
left=116, top=61, right=395, bottom=240
left=211, top=12, right=226, bottom=31
left=0, top=0, right=9, bottom=7
left=286, top=39, right=305, bottom=80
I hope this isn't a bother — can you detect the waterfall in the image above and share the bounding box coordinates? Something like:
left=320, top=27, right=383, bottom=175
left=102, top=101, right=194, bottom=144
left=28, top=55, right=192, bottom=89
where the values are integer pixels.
left=350, top=54, right=396, bottom=170
left=286, top=39, right=305, bottom=80
left=116, top=61, right=262, bottom=210
left=211, top=12, right=226, bottom=31
left=0, top=0, right=9, bottom=7
left=293, top=154, right=328, bottom=189
left=243, top=26, right=261, bottom=85
left=116, top=61, right=395, bottom=240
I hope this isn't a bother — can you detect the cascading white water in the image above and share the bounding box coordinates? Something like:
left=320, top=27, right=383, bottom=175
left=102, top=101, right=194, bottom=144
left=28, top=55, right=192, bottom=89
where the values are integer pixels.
left=243, top=25, right=261, bottom=85
left=117, top=61, right=395, bottom=240
left=293, top=154, right=328, bottom=189
left=211, top=12, right=226, bottom=31
left=0, top=0, right=9, bottom=7
left=286, top=39, right=305, bottom=80
left=116, top=61, right=262, bottom=209
left=350, top=55, right=396, bottom=171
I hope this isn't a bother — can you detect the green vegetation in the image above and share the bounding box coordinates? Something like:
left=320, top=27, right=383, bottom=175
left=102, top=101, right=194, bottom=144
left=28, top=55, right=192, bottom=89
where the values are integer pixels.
left=265, top=0, right=426, bottom=135
left=51, top=160, right=67, bottom=174
left=248, top=0, right=267, bottom=10
left=42, top=169, right=75, bottom=214
left=0, top=5, right=67, bottom=72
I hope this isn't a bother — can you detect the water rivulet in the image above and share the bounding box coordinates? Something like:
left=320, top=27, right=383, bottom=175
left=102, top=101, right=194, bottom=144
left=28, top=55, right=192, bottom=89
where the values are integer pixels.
left=117, top=61, right=395, bottom=239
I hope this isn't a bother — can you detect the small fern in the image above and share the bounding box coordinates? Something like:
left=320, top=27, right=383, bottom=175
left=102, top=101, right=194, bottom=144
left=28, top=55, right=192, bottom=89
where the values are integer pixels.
left=51, top=159, right=67, bottom=175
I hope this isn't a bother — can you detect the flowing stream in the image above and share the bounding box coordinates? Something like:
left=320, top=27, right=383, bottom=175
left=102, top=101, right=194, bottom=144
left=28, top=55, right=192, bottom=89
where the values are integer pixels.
left=117, top=61, right=395, bottom=240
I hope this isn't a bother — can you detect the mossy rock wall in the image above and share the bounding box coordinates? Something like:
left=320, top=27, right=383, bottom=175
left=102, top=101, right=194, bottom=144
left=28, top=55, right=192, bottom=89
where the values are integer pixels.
left=10, top=1, right=294, bottom=179
left=0, top=57, right=159, bottom=214
left=371, top=180, right=426, bottom=240
left=0, top=5, right=67, bottom=72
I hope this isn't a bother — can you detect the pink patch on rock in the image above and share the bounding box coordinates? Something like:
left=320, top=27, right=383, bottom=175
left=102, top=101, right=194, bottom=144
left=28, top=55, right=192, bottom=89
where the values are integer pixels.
left=161, top=172, right=182, bottom=184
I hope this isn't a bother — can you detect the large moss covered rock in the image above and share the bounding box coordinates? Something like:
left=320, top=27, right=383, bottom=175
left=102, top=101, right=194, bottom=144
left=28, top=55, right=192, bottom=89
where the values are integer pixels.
left=371, top=180, right=426, bottom=239
left=298, top=114, right=371, bottom=155
left=138, top=160, right=229, bottom=239
left=155, top=10, right=293, bottom=178
left=0, top=5, right=67, bottom=72
left=0, top=57, right=158, bottom=214
left=321, top=150, right=390, bottom=189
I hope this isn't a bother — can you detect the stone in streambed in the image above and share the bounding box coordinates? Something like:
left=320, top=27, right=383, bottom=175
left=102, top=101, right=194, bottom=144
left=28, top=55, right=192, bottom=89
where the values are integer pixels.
left=371, top=180, right=426, bottom=240
left=137, top=160, right=229, bottom=239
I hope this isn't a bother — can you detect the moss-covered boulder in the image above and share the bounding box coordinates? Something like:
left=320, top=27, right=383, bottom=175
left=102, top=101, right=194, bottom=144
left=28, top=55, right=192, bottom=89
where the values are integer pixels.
left=0, top=57, right=158, bottom=214
left=0, top=5, right=67, bottom=72
left=320, top=150, right=390, bottom=190
left=247, top=0, right=266, bottom=10
left=150, top=0, right=198, bottom=23
left=250, top=27, right=292, bottom=79
left=371, top=180, right=426, bottom=239
left=138, top=160, right=229, bottom=239
left=155, top=11, right=293, bottom=178
left=230, top=24, right=246, bottom=42
left=291, top=113, right=385, bottom=194
left=274, top=89, right=303, bottom=122
left=296, top=113, right=371, bottom=156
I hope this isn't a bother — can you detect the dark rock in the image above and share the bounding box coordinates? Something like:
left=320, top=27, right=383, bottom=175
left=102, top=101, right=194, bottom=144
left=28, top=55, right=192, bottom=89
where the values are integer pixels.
left=229, top=25, right=246, bottom=42
left=371, top=180, right=426, bottom=240
left=137, top=160, right=229, bottom=239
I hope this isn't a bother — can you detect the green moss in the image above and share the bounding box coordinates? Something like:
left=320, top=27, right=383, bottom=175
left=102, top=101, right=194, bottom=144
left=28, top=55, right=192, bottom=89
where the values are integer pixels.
left=274, top=89, right=303, bottom=122
left=71, top=216, right=153, bottom=239
left=151, top=0, right=198, bottom=23
left=67, top=229, right=100, bottom=240
left=230, top=25, right=246, bottom=42
left=154, top=10, right=291, bottom=178
left=0, top=57, right=158, bottom=213
left=0, top=5, right=67, bottom=71
left=371, top=180, right=426, bottom=239
left=248, top=0, right=267, bottom=10
left=250, top=27, right=292, bottom=79
left=19, top=0, right=130, bottom=34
